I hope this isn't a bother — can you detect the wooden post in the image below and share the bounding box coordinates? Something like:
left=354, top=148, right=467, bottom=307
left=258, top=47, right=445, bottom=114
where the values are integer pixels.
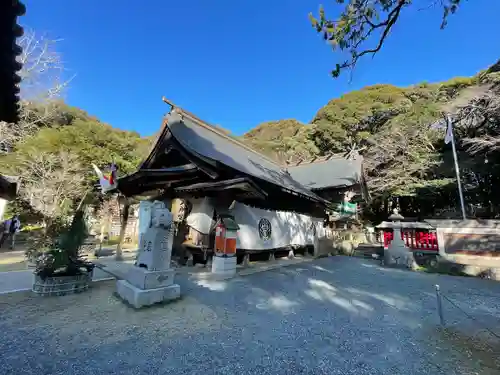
left=116, top=197, right=130, bottom=261
left=435, top=284, right=445, bottom=325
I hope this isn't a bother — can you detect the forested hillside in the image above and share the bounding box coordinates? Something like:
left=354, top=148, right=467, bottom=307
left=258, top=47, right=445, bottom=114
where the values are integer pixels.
left=245, top=63, right=500, bottom=221
left=3, top=35, right=500, bottom=225
left=0, top=101, right=152, bottom=222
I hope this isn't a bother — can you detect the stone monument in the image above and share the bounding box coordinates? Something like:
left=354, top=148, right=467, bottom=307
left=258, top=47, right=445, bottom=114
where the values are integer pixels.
left=116, top=201, right=181, bottom=308
left=384, top=209, right=417, bottom=269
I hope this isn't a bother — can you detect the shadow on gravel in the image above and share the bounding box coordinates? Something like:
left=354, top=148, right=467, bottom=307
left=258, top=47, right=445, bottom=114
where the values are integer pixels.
left=180, top=256, right=500, bottom=374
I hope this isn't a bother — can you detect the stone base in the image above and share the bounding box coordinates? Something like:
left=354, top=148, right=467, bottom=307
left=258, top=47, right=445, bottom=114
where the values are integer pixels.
left=32, top=271, right=93, bottom=297
left=212, top=256, right=236, bottom=279
left=116, top=280, right=180, bottom=309
left=126, top=267, right=175, bottom=290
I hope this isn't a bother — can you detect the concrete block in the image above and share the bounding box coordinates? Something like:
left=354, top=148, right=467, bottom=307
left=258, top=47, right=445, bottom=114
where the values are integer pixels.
left=212, top=256, right=236, bottom=277
left=126, top=267, right=175, bottom=290
left=116, top=280, right=180, bottom=309
left=210, top=271, right=237, bottom=281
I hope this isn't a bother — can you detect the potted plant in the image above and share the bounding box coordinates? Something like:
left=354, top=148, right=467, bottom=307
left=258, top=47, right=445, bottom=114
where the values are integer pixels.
left=30, top=209, right=95, bottom=296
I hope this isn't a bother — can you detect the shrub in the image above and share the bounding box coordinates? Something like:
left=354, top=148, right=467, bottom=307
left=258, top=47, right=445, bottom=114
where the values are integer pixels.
left=29, top=210, right=95, bottom=279
left=439, top=76, right=477, bottom=98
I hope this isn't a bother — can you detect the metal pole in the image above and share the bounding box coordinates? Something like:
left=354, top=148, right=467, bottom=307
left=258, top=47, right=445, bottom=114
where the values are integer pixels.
left=447, top=114, right=467, bottom=220
left=435, top=284, right=445, bottom=325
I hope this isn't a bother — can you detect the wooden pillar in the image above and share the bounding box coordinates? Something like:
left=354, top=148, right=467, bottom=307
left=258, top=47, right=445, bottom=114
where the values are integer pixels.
left=243, top=253, right=250, bottom=267
left=116, top=197, right=130, bottom=261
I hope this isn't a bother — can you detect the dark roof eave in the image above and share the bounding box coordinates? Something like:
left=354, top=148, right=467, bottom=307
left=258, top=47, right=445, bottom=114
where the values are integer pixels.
left=132, top=103, right=332, bottom=206
left=311, top=184, right=354, bottom=191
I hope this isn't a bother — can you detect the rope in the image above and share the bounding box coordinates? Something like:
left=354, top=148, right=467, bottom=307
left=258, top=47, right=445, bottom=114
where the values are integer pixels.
left=445, top=290, right=500, bottom=299
left=441, top=293, right=500, bottom=341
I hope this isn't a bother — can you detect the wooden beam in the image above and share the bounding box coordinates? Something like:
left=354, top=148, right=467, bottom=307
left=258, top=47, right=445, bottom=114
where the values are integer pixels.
left=139, top=164, right=198, bottom=174
left=174, top=177, right=268, bottom=199
left=169, top=136, right=219, bottom=179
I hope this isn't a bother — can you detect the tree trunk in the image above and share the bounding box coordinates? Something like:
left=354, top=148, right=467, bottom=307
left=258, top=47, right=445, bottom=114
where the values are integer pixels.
left=116, top=200, right=130, bottom=261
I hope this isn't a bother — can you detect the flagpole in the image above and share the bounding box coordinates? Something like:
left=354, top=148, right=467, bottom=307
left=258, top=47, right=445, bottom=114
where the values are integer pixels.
left=447, top=114, right=467, bottom=220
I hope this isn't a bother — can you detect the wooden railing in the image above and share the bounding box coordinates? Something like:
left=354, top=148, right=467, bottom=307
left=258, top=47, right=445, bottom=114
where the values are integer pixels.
left=383, top=230, right=439, bottom=252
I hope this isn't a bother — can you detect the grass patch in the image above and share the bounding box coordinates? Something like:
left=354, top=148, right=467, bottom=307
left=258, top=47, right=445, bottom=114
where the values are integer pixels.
left=415, top=264, right=471, bottom=277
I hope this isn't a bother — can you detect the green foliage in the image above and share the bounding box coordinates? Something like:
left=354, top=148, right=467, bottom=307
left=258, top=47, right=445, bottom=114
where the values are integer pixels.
left=7, top=101, right=150, bottom=176
left=0, top=101, right=150, bottom=226
left=103, top=236, right=121, bottom=246
left=58, top=210, right=88, bottom=259
left=438, top=76, right=477, bottom=98
left=20, top=224, right=43, bottom=232
left=308, top=0, right=462, bottom=77
left=243, top=67, right=499, bottom=221
left=310, top=84, right=411, bottom=153
left=244, top=119, right=319, bottom=161
left=480, top=72, right=500, bottom=85
left=17, top=118, right=148, bottom=177
left=32, top=209, right=94, bottom=279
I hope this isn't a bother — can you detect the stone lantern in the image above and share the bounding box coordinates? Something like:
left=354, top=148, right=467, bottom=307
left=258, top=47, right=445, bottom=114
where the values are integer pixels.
left=388, top=208, right=404, bottom=222
left=383, top=209, right=417, bottom=269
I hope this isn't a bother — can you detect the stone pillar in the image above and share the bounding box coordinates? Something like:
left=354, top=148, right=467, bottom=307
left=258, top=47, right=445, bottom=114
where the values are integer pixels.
left=116, top=201, right=181, bottom=308
left=312, top=227, right=320, bottom=258
left=242, top=253, right=250, bottom=268
left=384, top=226, right=417, bottom=269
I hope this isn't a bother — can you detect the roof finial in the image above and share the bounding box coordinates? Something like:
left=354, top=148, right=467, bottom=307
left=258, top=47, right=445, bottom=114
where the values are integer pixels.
left=162, top=97, right=176, bottom=111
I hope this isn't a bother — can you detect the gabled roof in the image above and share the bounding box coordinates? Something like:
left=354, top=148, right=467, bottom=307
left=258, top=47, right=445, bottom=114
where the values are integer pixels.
left=137, top=101, right=331, bottom=206
left=162, top=107, right=330, bottom=204
left=287, top=157, right=363, bottom=190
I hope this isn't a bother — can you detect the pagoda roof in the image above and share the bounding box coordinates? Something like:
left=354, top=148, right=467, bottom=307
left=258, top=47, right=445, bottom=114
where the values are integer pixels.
left=0, top=1, right=25, bottom=123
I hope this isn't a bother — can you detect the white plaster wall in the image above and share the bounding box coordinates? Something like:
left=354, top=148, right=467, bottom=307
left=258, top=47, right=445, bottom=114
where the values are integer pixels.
left=229, top=202, right=325, bottom=250
left=0, top=198, right=7, bottom=221
left=185, top=198, right=214, bottom=234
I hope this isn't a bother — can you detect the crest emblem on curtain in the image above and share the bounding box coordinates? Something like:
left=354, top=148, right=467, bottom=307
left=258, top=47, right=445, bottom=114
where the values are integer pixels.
left=258, top=218, right=272, bottom=241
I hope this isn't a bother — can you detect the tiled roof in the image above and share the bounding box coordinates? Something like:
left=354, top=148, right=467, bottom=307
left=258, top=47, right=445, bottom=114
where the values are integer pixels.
left=165, top=107, right=330, bottom=204
left=287, top=157, right=363, bottom=190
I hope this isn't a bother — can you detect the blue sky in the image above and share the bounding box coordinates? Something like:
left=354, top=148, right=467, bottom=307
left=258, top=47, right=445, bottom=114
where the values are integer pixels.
left=22, top=0, right=498, bottom=137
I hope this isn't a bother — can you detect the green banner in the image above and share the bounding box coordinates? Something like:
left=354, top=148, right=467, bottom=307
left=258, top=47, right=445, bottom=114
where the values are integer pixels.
left=332, top=201, right=357, bottom=218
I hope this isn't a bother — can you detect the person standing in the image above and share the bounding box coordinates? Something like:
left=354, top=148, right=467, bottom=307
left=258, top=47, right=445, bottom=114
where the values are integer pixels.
left=0, top=215, right=20, bottom=249
left=0, top=217, right=11, bottom=249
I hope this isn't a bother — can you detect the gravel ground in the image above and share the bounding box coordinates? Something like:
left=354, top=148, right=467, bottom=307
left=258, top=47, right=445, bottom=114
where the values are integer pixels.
left=1, top=256, right=500, bottom=375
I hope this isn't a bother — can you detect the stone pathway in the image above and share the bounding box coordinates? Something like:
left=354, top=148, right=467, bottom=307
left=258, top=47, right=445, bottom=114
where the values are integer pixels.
left=1, top=257, right=500, bottom=374
left=0, top=251, right=313, bottom=294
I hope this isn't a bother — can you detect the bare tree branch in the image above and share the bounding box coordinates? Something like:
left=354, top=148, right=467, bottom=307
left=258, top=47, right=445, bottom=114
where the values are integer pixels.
left=309, top=0, right=462, bottom=78
left=363, top=124, right=441, bottom=194
left=12, top=150, right=86, bottom=220
left=1, top=30, right=74, bottom=152
left=458, top=91, right=500, bottom=154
